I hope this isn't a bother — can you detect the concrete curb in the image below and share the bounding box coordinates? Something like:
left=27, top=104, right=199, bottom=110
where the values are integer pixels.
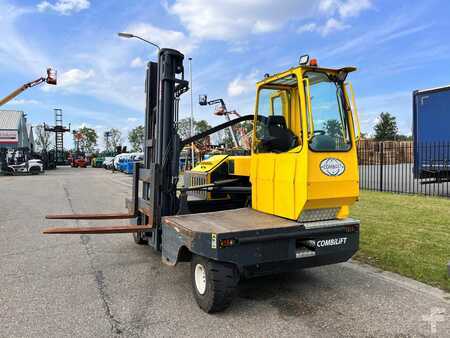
left=347, top=260, right=450, bottom=303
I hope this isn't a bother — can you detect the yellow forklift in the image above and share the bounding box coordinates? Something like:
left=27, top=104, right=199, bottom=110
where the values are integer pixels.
left=44, top=51, right=361, bottom=313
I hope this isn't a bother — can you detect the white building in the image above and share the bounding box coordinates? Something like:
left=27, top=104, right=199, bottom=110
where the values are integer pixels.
left=0, top=110, right=32, bottom=150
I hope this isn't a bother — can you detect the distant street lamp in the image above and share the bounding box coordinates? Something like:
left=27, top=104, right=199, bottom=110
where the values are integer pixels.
left=117, top=32, right=160, bottom=51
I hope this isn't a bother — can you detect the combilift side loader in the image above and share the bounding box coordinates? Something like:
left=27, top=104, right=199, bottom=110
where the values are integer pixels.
left=44, top=50, right=362, bottom=313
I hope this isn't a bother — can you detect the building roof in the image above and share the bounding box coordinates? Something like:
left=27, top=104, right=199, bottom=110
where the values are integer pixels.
left=0, top=110, right=24, bottom=130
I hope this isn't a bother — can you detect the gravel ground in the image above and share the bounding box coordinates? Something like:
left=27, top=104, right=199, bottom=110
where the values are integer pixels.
left=0, top=167, right=449, bottom=337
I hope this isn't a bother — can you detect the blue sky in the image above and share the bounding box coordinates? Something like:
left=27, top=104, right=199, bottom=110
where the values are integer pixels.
left=1, top=0, right=449, bottom=149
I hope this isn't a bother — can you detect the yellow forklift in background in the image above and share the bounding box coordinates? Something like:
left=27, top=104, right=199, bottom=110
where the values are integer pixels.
left=44, top=51, right=361, bottom=313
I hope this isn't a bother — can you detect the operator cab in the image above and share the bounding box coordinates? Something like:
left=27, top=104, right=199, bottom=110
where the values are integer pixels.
left=251, top=58, right=360, bottom=220
left=254, top=60, right=359, bottom=155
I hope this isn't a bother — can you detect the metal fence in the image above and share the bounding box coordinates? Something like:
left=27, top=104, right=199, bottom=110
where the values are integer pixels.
left=357, top=140, right=450, bottom=197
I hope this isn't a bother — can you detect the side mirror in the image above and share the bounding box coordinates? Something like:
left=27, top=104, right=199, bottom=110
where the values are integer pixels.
left=337, top=70, right=348, bottom=82
left=199, top=94, right=208, bottom=106
left=46, top=68, right=57, bottom=85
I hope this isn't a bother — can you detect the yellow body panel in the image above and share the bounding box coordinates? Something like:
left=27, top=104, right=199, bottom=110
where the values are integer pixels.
left=191, top=155, right=228, bottom=172
left=228, top=156, right=251, bottom=176
left=251, top=151, right=308, bottom=219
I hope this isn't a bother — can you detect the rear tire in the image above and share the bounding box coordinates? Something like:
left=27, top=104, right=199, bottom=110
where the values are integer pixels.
left=191, top=254, right=238, bottom=313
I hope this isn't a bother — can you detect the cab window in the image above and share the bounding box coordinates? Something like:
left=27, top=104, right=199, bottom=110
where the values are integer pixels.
left=304, top=71, right=351, bottom=152
left=254, top=76, right=299, bottom=153
left=254, top=75, right=299, bottom=153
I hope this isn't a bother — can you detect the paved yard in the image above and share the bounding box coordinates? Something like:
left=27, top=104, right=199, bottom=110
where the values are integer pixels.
left=0, top=167, right=449, bottom=337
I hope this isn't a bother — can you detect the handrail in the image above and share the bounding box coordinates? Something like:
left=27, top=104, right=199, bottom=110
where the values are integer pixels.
left=346, top=82, right=361, bottom=141
left=303, top=78, right=314, bottom=140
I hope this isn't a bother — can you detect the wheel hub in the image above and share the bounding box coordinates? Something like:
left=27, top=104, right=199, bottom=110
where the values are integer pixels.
left=194, top=263, right=207, bottom=295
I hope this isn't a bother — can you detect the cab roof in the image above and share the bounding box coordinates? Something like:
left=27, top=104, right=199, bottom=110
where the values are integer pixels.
left=257, top=65, right=357, bottom=86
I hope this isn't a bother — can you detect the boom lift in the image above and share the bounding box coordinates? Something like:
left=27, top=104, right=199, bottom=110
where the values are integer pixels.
left=199, top=96, right=241, bottom=148
left=0, top=68, right=57, bottom=106
left=44, top=50, right=362, bottom=313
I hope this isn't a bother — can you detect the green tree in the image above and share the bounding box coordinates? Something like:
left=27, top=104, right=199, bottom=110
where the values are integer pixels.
left=34, top=124, right=52, bottom=151
left=177, top=118, right=211, bottom=139
left=324, top=119, right=342, bottom=138
left=128, top=125, right=145, bottom=151
left=374, top=112, right=398, bottom=141
left=194, top=120, right=211, bottom=133
left=78, top=127, right=98, bottom=153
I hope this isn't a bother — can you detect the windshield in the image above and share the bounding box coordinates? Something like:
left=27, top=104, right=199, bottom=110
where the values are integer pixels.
left=305, top=71, right=351, bottom=152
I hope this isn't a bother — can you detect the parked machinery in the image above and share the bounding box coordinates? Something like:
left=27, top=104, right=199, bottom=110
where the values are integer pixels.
left=44, top=51, right=361, bottom=313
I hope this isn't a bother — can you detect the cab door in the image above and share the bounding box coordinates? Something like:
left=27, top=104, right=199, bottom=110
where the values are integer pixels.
left=250, top=75, right=308, bottom=220
left=302, top=70, right=359, bottom=215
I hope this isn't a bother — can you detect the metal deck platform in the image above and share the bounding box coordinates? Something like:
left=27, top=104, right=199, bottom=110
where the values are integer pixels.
left=163, top=208, right=299, bottom=234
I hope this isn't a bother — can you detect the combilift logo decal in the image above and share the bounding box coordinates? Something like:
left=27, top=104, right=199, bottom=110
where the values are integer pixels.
left=316, top=237, right=347, bottom=247
left=320, top=158, right=345, bottom=176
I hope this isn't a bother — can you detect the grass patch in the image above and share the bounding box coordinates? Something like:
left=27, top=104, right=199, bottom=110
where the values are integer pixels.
left=351, top=191, right=450, bottom=292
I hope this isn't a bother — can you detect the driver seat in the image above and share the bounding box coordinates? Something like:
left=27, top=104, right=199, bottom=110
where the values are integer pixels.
left=265, top=115, right=298, bottom=152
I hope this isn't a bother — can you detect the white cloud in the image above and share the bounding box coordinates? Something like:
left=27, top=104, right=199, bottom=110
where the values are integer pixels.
left=0, top=3, right=49, bottom=74
left=297, top=18, right=349, bottom=36
left=59, top=68, right=95, bottom=88
left=127, top=117, right=138, bottom=123
left=168, top=1, right=316, bottom=40
left=37, top=0, right=90, bottom=15
left=318, top=0, right=372, bottom=18
left=320, top=11, right=431, bottom=59
left=130, top=57, right=145, bottom=68
left=125, top=23, right=197, bottom=54
left=297, top=23, right=318, bottom=34
left=337, top=0, right=372, bottom=18
left=319, top=18, right=350, bottom=36
left=7, top=99, right=41, bottom=105
left=227, top=71, right=258, bottom=97
left=252, top=20, right=280, bottom=34
left=168, top=0, right=372, bottom=41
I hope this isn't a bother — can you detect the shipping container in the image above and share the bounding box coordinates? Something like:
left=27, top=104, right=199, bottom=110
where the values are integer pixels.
left=413, top=85, right=450, bottom=179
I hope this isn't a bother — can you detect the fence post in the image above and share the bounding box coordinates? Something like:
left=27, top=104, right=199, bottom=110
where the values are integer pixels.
left=379, top=142, right=384, bottom=192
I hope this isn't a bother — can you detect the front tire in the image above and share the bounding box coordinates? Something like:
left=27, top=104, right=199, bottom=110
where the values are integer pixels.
left=191, top=255, right=238, bottom=313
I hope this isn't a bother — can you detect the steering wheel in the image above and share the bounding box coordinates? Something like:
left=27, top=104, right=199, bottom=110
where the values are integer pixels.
left=313, top=130, right=326, bottom=136
left=256, top=115, right=269, bottom=124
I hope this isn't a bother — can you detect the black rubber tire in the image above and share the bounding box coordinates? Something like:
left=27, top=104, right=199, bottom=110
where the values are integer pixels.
left=6, top=168, right=15, bottom=176
left=191, top=254, right=238, bottom=313
left=29, top=167, right=40, bottom=175
left=132, top=232, right=148, bottom=245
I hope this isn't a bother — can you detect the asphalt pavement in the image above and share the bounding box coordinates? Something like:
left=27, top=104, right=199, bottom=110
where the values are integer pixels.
left=1, top=167, right=449, bottom=337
